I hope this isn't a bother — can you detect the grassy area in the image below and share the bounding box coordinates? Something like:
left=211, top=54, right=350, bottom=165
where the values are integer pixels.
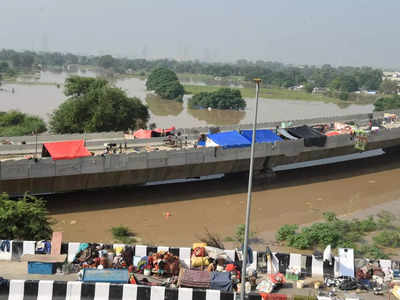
left=184, top=84, right=345, bottom=103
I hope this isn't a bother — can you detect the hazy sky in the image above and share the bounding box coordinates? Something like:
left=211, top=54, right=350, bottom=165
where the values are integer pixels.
left=1, top=0, right=399, bottom=67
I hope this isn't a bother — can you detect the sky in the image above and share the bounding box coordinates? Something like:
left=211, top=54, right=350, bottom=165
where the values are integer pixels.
left=0, top=0, right=399, bottom=68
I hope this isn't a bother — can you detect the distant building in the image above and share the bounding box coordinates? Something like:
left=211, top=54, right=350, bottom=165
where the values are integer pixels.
left=312, top=87, right=327, bottom=95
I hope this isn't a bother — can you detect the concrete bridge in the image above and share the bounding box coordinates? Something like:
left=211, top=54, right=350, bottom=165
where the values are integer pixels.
left=1, top=110, right=400, bottom=196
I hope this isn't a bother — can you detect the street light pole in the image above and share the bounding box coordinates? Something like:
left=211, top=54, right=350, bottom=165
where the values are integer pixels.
left=240, top=79, right=261, bottom=300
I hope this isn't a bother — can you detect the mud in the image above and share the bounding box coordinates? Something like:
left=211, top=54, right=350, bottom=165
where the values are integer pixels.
left=46, top=153, right=400, bottom=247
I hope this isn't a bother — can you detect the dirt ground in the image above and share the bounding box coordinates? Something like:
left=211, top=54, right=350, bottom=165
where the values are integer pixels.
left=43, top=152, right=400, bottom=252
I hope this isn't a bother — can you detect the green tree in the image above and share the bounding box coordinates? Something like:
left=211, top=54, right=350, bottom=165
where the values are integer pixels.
left=0, top=193, right=53, bottom=240
left=330, top=75, right=359, bottom=92
left=0, top=110, right=46, bottom=136
left=49, top=76, right=149, bottom=133
left=189, top=88, right=246, bottom=110
left=146, top=68, right=184, bottom=101
left=380, top=79, right=399, bottom=95
left=304, top=82, right=315, bottom=93
left=64, top=76, right=107, bottom=96
left=98, top=55, right=116, bottom=69
left=374, top=95, right=400, bottom=111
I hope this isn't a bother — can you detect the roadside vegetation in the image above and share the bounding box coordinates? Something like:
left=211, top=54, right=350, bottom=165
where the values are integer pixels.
left=189, top=88, right=246, bottom=110
left=276, top=211, right=400, bottom=259
left=0, top=110, right=46, bottom=136
left=0, top=193, right=53, bottom=240
left=146, top=68, right=184, bottom=101
left=374, top=95, right=400, bottom=111
left=49, top=76, right=149, bottom=134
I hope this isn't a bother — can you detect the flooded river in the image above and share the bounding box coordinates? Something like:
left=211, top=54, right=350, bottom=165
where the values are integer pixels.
left=3, top=71, right=397, bottom=248
left=0, top=71, right=374, bottom=128
left=46, top=152, right=400, bottom=247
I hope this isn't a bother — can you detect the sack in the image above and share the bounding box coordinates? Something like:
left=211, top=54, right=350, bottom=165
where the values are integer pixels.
left=193, top=243, right=207, bottom=249
left=191, top=256, right=210, bottom=267
left=193, top=247, right=206, bottom=257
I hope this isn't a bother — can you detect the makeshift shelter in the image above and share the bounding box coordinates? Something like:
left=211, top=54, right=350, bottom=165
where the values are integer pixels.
left=241, top=129, right=282, bottom=143
left=42, top=140, right=91, bottom=160
left=287, top=125, right=327, bottom=147
left=206, top=131, right=251, bottom=148
left=277, top=129, right=298, bottom=140
left=153, top=126, right=176, bottom=136
left=133, top=129, right=153, bottom=139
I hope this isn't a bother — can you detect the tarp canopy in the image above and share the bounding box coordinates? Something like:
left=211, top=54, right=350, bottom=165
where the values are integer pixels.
left=134, top=127, right=176, bottom=139
left=207, top=131, right=251, bottom=148
left=277, top=128, right=298, bottom=140
left=241, top=129, right=282, bottom=143
left=133, top=129, right=153, bottom=139
left=287, top=125, right=327, bottom=147
left=153, top=126, right=176, bottom=134
left=42, top=140, right=91, bottom=160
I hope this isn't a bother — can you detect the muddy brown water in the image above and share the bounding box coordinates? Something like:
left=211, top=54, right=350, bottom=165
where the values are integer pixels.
left=46, top=153, right=400, bottom=247
left=0, top=71, right=373, bottom=127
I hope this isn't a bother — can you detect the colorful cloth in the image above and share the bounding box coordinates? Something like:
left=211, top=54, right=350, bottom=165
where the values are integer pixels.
left=179, top=269, right=211, bottom=288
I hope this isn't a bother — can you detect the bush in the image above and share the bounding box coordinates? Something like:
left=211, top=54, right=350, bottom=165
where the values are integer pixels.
left=356, top=244, right=388, bottom=259
left=111, top=226, right=136, bottom=244
left=0, top=110, right=46, bottom=136
left=288, top=234, right=311, bottom=249
left=276, top=224, right=298, bottom=241
left=373, top=231, right=400, bottom=248
left=275, top=212, right=382, bottom=253
left=231, top=224, right=255, bottom=245
left=189, top=88, right=246, bottom=110
left=0, top=193, right=53, bottom=240
left=376, top=211, right=396, bottom=230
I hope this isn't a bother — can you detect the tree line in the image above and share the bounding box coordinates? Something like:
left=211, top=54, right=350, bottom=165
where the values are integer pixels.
left=0, top=49, right=384, bottom=92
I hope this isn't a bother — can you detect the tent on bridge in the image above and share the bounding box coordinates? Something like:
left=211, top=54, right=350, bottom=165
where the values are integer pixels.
left=42, top=140, right=91, bottom=160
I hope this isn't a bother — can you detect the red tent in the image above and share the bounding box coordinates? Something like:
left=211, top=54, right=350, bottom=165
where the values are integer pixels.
left=42, top=140, right=91, bottom=160
left=133, top=129, right=153, bottom=139
left=153, top=126, right=176, bottom=134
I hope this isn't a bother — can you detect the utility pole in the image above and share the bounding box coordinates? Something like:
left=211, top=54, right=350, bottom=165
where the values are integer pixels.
left=35, top=131, right=38, bottom=158
left=240, top=78, right=261, bottom=299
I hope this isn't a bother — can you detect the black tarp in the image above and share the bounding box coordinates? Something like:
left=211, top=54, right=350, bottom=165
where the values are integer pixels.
left=288, top=125, right=327, bottom=147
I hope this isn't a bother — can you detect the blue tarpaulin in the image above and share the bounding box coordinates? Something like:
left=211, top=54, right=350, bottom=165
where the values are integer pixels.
left=207, top=131, right=251, bottom=148
left=240, top=129, right=283, bottom=143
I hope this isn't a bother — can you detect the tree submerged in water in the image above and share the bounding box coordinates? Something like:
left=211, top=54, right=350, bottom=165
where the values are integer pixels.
left=146, top=68, right=184, bottom=101
left=189, top=88, right=246, bottom=110
left=49, top=76, right=149, bottom=133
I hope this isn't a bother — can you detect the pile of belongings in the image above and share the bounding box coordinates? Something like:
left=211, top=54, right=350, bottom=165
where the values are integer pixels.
left=178, top=269, right=233, bottom=292
left=177, top=243, right=241, bottom=292
left=287, top=125, right=327, bottom=147
left=136, top=250, right=180, bottom=277
left=72, top=244, right=182, bottom=287
left=325, top=122, right=355, bottom=136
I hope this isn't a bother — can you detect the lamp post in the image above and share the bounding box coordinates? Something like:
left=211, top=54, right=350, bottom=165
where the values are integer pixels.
left=240, top=78, right=261, bottom=300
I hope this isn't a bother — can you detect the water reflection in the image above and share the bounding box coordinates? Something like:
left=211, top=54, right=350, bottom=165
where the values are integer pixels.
left=0, top=71, right=376, bottom=128
left=187, top=107, right=246, bottom=126
left=145, top=94, right=183, bottom=116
